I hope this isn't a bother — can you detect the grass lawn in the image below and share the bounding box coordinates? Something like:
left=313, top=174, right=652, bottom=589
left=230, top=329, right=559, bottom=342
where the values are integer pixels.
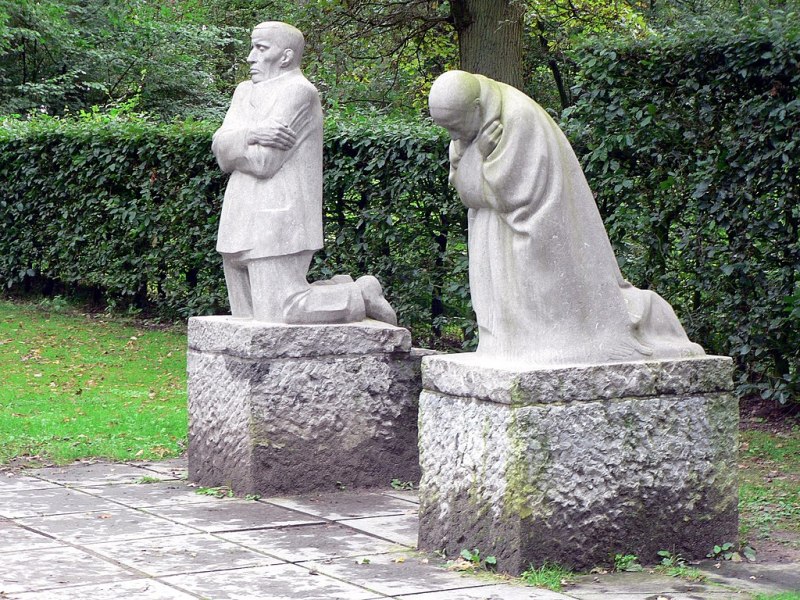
left=738, top=414, right=800, bottom=561
left=0, top=298, right=187, bottom=464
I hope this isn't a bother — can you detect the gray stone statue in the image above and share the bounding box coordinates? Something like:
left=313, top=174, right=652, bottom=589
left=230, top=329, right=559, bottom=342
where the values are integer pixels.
left=428, top=70, right=703, bottom=365
left=213, top=21, right=396, bottom=325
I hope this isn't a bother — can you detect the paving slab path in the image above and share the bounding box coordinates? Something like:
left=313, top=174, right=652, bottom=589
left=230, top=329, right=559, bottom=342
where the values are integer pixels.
left=1, top=459, right=797, bottom=600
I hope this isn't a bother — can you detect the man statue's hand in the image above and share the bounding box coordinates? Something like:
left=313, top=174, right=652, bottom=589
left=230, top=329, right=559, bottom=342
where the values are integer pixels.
left=478, top=119, right=503, bottom=158
left=247, top=120, right=297, bottom=150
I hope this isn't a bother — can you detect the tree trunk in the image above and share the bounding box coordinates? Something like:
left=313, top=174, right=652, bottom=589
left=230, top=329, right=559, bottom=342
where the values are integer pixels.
left=548, top=57, right=570, bottom=110
left=536, top=27, right=571, bottom=110
left=451, top=0, right=525, bottom=89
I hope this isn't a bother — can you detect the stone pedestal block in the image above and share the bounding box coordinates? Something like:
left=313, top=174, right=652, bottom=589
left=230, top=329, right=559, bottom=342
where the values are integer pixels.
left=418, top=354, right=739, bottom=573
left=188, top=316, right=423, bottom=494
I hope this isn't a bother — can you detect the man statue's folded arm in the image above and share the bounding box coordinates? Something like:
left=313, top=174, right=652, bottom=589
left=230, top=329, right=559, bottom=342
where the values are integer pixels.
left=243, top=90, right=316, bottom=179
left=212, top=128, right=250, bottom=173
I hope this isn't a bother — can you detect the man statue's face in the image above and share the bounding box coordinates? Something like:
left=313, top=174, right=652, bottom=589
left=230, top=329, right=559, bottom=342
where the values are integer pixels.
left=247, top=28, right=289, bottom=83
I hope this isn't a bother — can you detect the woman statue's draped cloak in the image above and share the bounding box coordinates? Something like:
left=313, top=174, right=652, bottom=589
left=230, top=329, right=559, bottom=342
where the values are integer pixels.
left=448, top=75, right=703, bottom=366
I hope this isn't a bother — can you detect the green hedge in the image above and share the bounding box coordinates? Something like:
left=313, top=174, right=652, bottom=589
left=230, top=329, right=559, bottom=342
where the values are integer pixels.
left=0, top=113, right=469, bottom=347
left=316, top=114, right=470, bottom=345
left=0, top=118, right=229, bottom=318
left=563, top=10, right=799, bottom=402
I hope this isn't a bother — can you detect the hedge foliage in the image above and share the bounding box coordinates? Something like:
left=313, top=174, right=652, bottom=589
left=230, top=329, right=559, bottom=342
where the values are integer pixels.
left=0, top=117, right=229, bottom=318
left=563, top=10, right=799, bottom=402
left=1, top=11, right=797, bottom=399
left=0, top=112, right=469, bottom=347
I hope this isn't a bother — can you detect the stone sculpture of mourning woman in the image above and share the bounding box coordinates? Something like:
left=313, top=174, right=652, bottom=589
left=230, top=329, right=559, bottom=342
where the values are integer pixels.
left=428, top=70, right=704, bottom=366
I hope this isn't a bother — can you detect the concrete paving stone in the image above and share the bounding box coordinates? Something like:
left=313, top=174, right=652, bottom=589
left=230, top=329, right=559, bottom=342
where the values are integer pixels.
left=382, top=489, right=419, bottom=504
left=699, top=561, right=800, bottom=594
left=6, top=459, right=798, bottom=600
left=0, top=472, right=60, bottom=492
left=264, top=490, right=419, bottom=521
left=394, top=583, right=575, bottom=599
left=0, top=545, right=138, bottom=594
left=28, top=462, right=157, bottom=486
left=0, top=519, right=63, bottom=554
left=18, top=507, right=199, bottom=544
left=162, top=562, right=386, bottom=599
left=219, top=522, right=404, bottom=562
left=305, top=551, right=492, bottom=597
left=0, top=486, right=122, bottom=518
left=560, top=592, right=747, bottom=599
left=339, top=513, right=419, bottom=547
left=78, top=480, right=222, bottom=509
left=10, top=578, right=198, bottom=599
left=564, top=571, right=745, bottom=600
left=131, top=457, right=188, bottom=480
left=142, top=499, right=325, bottom=533
left=86, top=532, right=284, bottom=577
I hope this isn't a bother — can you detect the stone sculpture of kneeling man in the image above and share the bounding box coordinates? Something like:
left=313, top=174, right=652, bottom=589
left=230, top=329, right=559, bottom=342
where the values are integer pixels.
left=428, top=70, right=704, bottom=365
left=213, top=21, right=396, bottom=325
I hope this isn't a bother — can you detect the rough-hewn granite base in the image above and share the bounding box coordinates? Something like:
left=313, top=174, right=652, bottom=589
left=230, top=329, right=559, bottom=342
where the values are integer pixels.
left=188, top=316, right=424, bottom=494
left=418, top=354, right=739, bottom=574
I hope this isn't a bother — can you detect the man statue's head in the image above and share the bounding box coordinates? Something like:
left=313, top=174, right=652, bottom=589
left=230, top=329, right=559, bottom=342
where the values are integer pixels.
left=247, top=21, right=305, bottom=84
left=429, top=71, right=483, bottom=143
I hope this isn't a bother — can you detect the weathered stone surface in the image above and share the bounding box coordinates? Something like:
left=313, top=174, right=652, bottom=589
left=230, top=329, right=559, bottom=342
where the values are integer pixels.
left=188, top=317, right=422, bottom=495
left=188, top=315, right=411, bottom=358
left=188, top=344, right=255, bottom=492
left=418, top=356, right=739, bottom=574
left=422, top=353, right=733, bottom=404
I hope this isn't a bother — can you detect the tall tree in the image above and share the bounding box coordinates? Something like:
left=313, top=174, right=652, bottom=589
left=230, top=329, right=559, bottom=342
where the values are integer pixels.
left=451, top=0, right=525, bottom=88
left=525, top=0, right=647, bottom=109
left=337, top=0, right=525, bottom=88
left=0, top=0, right=238, bottom=118
left=328, top=0, right=645, bottom=110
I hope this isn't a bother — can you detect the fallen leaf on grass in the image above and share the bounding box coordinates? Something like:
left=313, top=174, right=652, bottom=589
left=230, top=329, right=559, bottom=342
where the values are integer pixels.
left=149, top=446, right=170, bottom=458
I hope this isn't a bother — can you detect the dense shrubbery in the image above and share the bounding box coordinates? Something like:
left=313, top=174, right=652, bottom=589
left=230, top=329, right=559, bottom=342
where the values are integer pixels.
left=563, top=10, right=799, bottom=402
left=0, top=112, right=469, bottom=347
left=0, top=116, right=229, bottom=318
left=1, top=11, right=797, bottom=399
left=315, top=113, right=469, bottom=345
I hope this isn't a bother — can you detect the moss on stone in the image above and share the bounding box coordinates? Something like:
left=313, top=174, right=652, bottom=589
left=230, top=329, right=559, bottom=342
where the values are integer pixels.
left=502, top=407, right=550, bottom=521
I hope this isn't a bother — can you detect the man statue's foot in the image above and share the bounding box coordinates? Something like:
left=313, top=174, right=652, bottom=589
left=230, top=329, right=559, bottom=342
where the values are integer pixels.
left=356, top=275, right=398, bottom=326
